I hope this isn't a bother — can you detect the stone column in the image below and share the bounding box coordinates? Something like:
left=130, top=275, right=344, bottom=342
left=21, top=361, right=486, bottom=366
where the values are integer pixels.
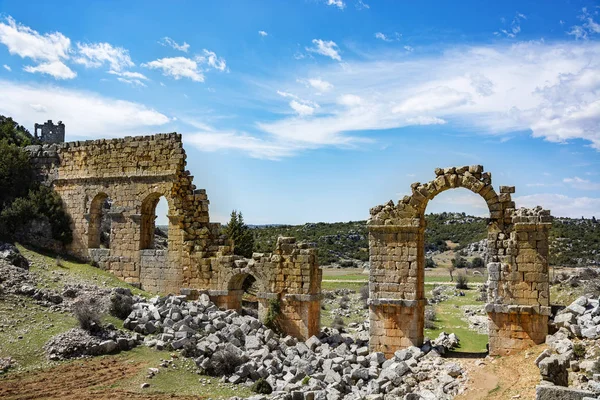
left=487, top=211, right=552, bottom=356
left=368, top=223, right=425, bottom=357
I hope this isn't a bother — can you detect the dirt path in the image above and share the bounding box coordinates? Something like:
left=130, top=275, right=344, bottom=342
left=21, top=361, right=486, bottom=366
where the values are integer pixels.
left=0, top=357, right=199, bottom=400
left=453, top=345, right=545, bottom=400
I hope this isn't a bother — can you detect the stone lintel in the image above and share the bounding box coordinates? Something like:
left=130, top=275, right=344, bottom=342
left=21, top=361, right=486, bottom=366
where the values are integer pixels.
left=485, top=303, right=551, bottom=315
left=368, top=298, right=427, bottom=307
left=256, top=292, right=279, bottom=300
left=129, top=214, right=142, bottom=222
left=283, top=293, right=323, bottom=302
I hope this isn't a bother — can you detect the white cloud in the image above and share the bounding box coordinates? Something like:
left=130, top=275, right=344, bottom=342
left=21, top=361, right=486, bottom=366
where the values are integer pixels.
left=0, top=16, right=75, bottom=79
left=23, top=61, right=76, bottom=79
left=142, top=56, right=204, bottom=82
left=337, top=94, right=362, bottom=107
left=75, top=42, right=134, bottom=72
left=306, top=39, right=341, bottom=61
left=375, top=32, right=401, bottom=42
left=326, top=0, right=345, bottom=10
left=404, top=45, right=414, bottom=52
left=116, top=77, right=147, bottom=87
left=258, top=31, right=268, bottom=37
left=196, top=49, right=227, bottom=72
left=305, top=78, right=333, bottom=92
left=567, top=8, right=600, bottom=40
left=515, top=193, right=600, bottom=218
left=392, top=87, right=471, bottom=114
left=3, top=64, right=10, bottom=71
left=356, top=0, right=369, bottom=10
left=289, top=99, right=318, bottom=116
left=252, top=40, right=600, bottom=153
left=563, top=176, right=600, bottom=190
left=0, top=80, right=170, bottom=138
left=108, top=70, right=148, bottom=80
left=494, top=12, right=526, bottom=38
left=159, top=37, right=190, bottom=52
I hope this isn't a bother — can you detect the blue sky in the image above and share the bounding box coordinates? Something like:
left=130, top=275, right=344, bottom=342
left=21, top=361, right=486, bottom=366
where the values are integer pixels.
left=1, top=0, right=599, bottom=224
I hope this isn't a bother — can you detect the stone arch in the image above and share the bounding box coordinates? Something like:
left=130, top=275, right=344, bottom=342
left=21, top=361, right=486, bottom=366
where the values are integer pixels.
left=88, top=192, right=110, bottom=249
left=368, top=165, right=552, bottom=357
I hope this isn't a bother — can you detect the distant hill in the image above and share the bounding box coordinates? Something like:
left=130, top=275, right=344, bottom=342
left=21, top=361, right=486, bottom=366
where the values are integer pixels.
left=251, top=213, right=599, bottom=267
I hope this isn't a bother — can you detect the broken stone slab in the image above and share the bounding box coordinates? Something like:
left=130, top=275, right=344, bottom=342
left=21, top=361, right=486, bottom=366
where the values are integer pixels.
left=535, top=385, right=595, bottom=400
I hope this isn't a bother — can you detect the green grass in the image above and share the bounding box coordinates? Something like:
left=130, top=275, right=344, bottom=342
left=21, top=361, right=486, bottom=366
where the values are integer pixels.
left=424, top=287, right=488, bottom=353
left=17, top=244, right=148, bottom=297
left=322, top=280, right=366, bottom=291
left=322, top=273, right=369, bottom=281
left=0, top=295, right=77, bottom=371
left=100, top=347, right=254, bottom=398
left=425, top=274, right=486, bottom=284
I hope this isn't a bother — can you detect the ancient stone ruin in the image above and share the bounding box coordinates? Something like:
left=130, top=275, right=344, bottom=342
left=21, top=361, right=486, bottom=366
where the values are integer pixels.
left=368, top=165, right=552, bottom=357
left=34, top=120, right=65, bottom=144
left=26, top=133, right=321, bottom=340
left=26, top=133, right=552, bottom=356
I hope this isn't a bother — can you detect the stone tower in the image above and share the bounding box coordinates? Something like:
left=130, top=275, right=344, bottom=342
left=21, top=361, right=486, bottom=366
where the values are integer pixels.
left=34, top=120, right=65, bottom=144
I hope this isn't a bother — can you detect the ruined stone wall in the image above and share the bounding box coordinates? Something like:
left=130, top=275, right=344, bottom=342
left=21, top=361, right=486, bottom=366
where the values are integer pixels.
left=27, top=133, right=321, bottom=340
left=368, top=165, right=551, bottom=357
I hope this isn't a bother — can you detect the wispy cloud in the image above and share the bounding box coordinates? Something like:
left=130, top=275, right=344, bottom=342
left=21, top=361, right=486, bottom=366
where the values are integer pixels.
left=494, top=12, right=526, bottom=38
left=74, top=42, right=134, bottom=72
left=0, top=16, right=75, bottom=79
left=326, top=0, right=345, bottom=10
left=298, top=77, right=334, bottom=93
left=306, top=39, right=341, bottom=61
left=142, top=56, right=205, bottom=82
left=567, top=8, right=600, bottom=40
left=563, top=176, right=600, bottom=190
left=2, top=64, right=10, bottom=71
left=375, top=32, right=401, bottom=42
left=356, top=0, right=369, bottom=10
left=258, top=30, right=268, bottom=37
left=159, top=37, right=190, bottom=52
left=0, top=80, right=169, bottom=137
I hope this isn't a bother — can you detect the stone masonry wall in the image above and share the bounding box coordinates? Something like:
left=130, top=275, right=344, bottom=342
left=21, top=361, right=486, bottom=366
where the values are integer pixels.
left=26, top=133, right=322, bottom=341
left=368, top=165, right=551, bottom=357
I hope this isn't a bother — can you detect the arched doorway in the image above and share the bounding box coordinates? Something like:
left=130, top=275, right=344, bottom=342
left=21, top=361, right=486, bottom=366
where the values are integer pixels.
left=88, top=193, right=112, bottom=249
left=368, top=165, right=551, bottom=357
left=140, top=194, right=169, bottom=250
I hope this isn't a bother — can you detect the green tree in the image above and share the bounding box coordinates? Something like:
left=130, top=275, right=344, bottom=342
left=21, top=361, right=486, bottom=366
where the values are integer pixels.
left=0, top=115, right=36, bottom=146
left=471, top=256, right=485, bottom=269
left=451, top=254, right=469, bottom=269
left=224, top=210, right=254, bottom=258
left=0, top=140, right=35, bottom=208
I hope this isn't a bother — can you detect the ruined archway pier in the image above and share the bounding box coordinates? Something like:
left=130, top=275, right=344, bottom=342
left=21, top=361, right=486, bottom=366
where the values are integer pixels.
left=27, top=134, right=551, bottom=356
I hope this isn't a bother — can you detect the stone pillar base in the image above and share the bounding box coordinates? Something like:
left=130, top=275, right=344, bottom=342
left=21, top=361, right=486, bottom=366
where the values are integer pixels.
left=278, top=294, right=321, bottom=341
left=369, top=299, right=425, bottom=358
left=488, top=309, right=548, bottom=356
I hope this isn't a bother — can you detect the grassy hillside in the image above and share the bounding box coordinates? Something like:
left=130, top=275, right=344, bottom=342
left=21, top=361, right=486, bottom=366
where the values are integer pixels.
left=252, top=213, right=599, bottom=267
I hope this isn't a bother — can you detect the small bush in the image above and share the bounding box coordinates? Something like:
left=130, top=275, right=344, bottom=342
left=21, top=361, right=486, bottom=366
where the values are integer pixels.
left=332, top=316, right=345, bottom=330
left=72, top=298, right=102, bottom=332
left=360, top=283, right=369, bottom=301
left=452, top=254, right=469, bottom=269
left=471, top=257, right=485, bottom=269
left=573, top=343, right=586, bottom=359
left=425, top=307, right=437, bottom=329
left=109, top=291, right=133, bottom=319
left=425, top=258, right=436, bottom=268
left=206, top=348, right=242, bottom=376
left=251, top=378, right=273, bottom=394
left=301, top=376, right=310, bottom=385
left=339, top=295, right=350, bottom=310
left=56, top=257, right=64, bottom=267
left=264, top=298, right=281, bottom=332
left=455, top=274, right=469, bottom=290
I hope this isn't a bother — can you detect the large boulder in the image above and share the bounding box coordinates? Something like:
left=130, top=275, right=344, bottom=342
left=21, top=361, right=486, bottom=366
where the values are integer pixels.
left=0, top=243, right=29, bottom=269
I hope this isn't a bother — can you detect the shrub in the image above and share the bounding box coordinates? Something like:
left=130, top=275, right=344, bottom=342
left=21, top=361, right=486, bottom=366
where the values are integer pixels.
left=452, top=254, right=469, bottom=269
left=339, top=295, right=350, bottom=309
left=301, top=376, right=310, bottom=385
left=109, top=291, right=133, bottom=319
left=251, top=378, right=273, bottom=394
left=425, top=257, right=436, bottom=268
left=223, top=210, right=254, bottom=258
left=471, top=256, right=485, bottom=269
left=72, top=298, right=102, bottom=332
left=206, top=348, right=242, bottom=376
left=264, top=298, right=281, bottom=332
left=425, top=307, right=437, bottom=329
left=0, top=140, right=34, bottom=209
left=455, top=274, right=469, bottom=290
left=332, top=316, right=345, bottom=330
left=573, top=343, right=586, bottom=359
